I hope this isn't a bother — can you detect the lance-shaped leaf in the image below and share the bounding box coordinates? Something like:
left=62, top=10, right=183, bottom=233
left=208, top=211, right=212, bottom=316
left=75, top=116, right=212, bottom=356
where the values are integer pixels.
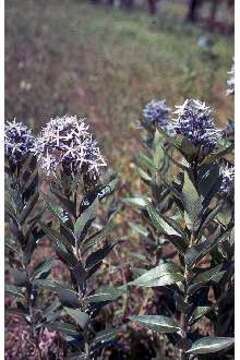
left=197, top=203, right=223, bottom=239
left=82, top=219, right=115, bottom=255
left=130, top=262, right=184, bottom=288
left=57, top=288, right=80, bottom=308
left=85, top=242, right=117, bottom=270
left=136, top=168, right=152, bottom=184
left=137, top=152, right=155, bottom=172
left=85, top=287, right=124, bottom=303
left=186, top=337, right=234, bottom=355
left=193, top=264, right=225, bottom=285
left=74, top=197, right=98, bottom=242
left=44, top=200, right=75, bottom=246
left=71, top=262, right=87, bottom=292
left=182, top=171, right=202, bottom=228
left=64, top=307, right=89, bottom=329
left=50, top=185, right=75, bottom=216
left=153, top=130, right=165, bottom=170
left=185, top=229, right=233, bottom=268
left=19, top=192, right=39, bottom=224
left=146, top=205, right=182, bottom=237
left=47, top=321, right=81, bottom=337
left=198, top=163, right=222, bottom=208
left=11, top=269, right=28, bottom=287
left=129, top=222, right=149, bottom=238
left=31, top=258, right=54, bottom=280
left=130, top=315, right=181, bottom=333
left=97, top=177, right=118, bottom=200
left=123, top=196, right=149, bottom=209
left=91, top=328, right=118, bottom=350
left=189, top=306, right=212, bottom=325
left=5, top=284, right=25, bottom=298
left=55, top=241, right=78, bottom=268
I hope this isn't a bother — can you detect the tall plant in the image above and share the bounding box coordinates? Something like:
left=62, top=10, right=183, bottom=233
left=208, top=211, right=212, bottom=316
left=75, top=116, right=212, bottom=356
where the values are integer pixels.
left=5, top=120, right=47, bottom=359
left=129, top=98, right=234, bottom=359
left=34, top=115, right=120, bottom=359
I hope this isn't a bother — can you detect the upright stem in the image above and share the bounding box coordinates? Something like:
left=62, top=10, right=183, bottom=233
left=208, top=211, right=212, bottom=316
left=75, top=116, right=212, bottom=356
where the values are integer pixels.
left=179, top=162, right=198, bottom=359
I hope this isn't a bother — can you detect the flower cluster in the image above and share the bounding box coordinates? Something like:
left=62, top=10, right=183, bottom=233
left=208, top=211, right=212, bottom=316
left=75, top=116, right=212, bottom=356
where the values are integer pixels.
left=5, top=119, right=36, bottom=165
left=227, top=62, right=234, bottom=96
left=220, top=165, right=234, bottom=195
left=35, top=115, right=106, bottom=179
left=173, top=99, right=220, bottom=153
left=143, top=99, right=172, bottom=132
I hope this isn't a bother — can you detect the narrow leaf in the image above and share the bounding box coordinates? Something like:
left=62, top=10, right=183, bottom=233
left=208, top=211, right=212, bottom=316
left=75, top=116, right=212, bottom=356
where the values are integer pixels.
left=64, top=308, right=89, bottom=329
left=130, top=263, right=184, bottom=288
left=130, top=315, right=181, bottom=333
left=186, top=337, right=234, bottom=355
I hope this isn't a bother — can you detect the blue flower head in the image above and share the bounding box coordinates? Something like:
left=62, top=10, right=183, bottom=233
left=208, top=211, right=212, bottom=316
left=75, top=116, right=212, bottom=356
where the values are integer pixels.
left=143, top=99, right=172, bottom=132
left=35, top=115, right=106, bottom=179
left=173, top=99, right=221, bottom=153
left=5, top=119, right=36, bottom=165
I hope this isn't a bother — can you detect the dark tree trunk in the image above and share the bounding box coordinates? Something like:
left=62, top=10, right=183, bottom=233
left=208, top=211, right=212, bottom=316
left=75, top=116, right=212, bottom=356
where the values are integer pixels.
left=210, top=0, right=218, bottom=23
left=121, top=0, right=134, bottom=8
left=148, top=0, right=157, bottom=15
left=186, top=0, right=200, bottom=22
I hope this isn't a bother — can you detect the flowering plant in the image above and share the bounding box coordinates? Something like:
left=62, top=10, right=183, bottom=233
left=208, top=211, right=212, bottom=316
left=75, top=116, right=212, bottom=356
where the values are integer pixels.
left=5, top=116, right=120, bottom=359
left=127, top=92, right=234, bottom=359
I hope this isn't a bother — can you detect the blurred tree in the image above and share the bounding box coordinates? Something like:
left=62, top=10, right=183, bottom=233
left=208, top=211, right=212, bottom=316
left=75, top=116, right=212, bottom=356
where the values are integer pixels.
left=121, top=0, right=134, bottom=8
left=147, top=0, right=157, bottom=14
left=186, top=0, right=200, bottom=22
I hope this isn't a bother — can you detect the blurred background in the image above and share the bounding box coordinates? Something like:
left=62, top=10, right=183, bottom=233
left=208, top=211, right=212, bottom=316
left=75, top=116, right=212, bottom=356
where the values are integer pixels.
left=5, top=0, right=234, bottom=358
left=5, top=0, right=233, bottom=175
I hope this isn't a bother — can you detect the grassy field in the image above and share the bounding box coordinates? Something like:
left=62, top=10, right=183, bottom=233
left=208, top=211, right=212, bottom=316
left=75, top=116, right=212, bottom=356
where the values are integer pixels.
left=5, top=0, right=233, bottom=179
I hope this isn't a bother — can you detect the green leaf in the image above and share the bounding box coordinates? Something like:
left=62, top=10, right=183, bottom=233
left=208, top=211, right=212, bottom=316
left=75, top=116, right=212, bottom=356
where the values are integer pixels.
left=56, top=241, right=77, bottom=268
left=146, top=205, right=181, bottom=237
left=85, top=287, right=124, bottom=303
left=74, top=197, right=98, bottom=241
left=64, top=308, right=89, bottom=329
left=182, top=171, right=202, bottom=228
left=153, top=130, right=165, bottom=170
left=19, top=192, right=39, bottom=224
left=44, top=200, right=75, bottom=246
left=186, top=337, right=234, bottom=355
left=11, top=269, right=28, bottom=287
left=123, top=196, right=149, bottom=208
left=129, top=222, right=149, bottom=237
left=130, top=315, right=181, bottom=333
left=71, top=262, right=87, bottom=291
left=136, top=168, right=152, bottom=183
left=91, top=328, right=118, bottom=348
left=85, top=242, right=116, bottom=270
left=50, top=185, right=75, bottom=216
left=197, top=203, right=223, bottom=239
left=198, top=163, right=221, bottom=207
left=82, top=220, right=115, bottom=255
left=31, top=258, right=54, bottom=280
left=47, top=321, right=80, bottom=337
left=57, top=288, right=80, bottom=308
left=98, top=177, right=118, bottom=200
left=137, top=152, right=155, bottom=171
left=130, top=262, right=184, bottom=288
left=189, top=306, right=211, bottom=325
left=193, top=264, right=225, bottom=285
left=185, top=229, right=233, bottom=268
left=5, top=284, right=25, bottom=298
